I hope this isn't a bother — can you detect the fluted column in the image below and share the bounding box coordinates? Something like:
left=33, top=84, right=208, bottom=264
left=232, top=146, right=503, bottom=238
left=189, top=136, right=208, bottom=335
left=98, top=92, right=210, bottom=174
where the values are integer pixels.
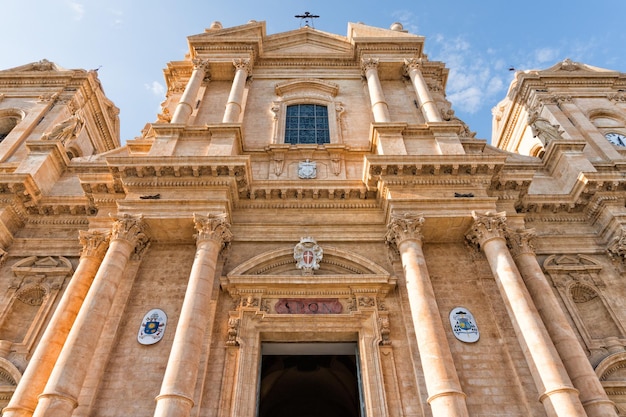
left=466, top=211, right=586, bottom=417
left=222, top=58, right=251, bottom=123
left=507, top=228, right=617, bottom=417
left=2, top=230, right=110, bottom=417
left=362, top=58, right=391, bottom=123
left=32, top=215, right=149, bottom=417
left=386, top=212, right=469, bottom=417
left=171, top=59, right=209, bottom=124
left=153, top=213, right=232, bottom=417
left=404, top=58, right=442, bottom=123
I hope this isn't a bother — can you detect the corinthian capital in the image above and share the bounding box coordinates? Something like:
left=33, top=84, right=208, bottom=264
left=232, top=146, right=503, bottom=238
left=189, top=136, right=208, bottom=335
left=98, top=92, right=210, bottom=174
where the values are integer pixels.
left=192, top=58, right=210, bottom=72
left=79, top=229, right=111, bottom=260
left=403, top=57, right=423, bottom=73
left=233, top=58, right=252, bottom=73
left=385, top=212, right=425, bottom=247
left=193, top=213, right=233, bottom=250
left=466, top=211, right=507, bottom=249
left=361, top=58, right=380, bottom=74
left=505, top=228, right=536, bottom=258
left=110, top=214, right=150, bottom=258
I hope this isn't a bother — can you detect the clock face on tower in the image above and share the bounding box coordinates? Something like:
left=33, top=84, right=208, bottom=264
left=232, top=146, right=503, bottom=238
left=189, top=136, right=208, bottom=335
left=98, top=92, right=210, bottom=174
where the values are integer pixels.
left=605, top=132, right=626, bottom=147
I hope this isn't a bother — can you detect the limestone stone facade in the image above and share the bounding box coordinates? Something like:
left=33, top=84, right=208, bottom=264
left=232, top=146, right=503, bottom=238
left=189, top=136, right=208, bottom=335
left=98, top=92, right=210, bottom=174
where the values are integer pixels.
left=0, top=19, right=625, bottom=417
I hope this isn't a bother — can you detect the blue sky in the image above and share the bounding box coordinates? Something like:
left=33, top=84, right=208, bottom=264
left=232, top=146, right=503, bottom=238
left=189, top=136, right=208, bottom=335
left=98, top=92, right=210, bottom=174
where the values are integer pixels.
left=2, top=1, right=626, bottom=145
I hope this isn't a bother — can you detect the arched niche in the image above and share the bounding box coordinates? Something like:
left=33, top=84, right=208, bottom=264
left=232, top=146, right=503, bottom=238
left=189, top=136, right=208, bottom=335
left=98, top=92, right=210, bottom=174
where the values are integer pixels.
left=596, top=352, right=626, bottom=415
left=0, top=357, right=21, bottom=409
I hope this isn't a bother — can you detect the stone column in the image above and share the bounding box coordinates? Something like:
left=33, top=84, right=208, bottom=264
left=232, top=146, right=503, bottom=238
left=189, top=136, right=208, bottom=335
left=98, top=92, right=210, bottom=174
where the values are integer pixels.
left=404, top=58, right=442, bottom=123
left=362, top=58, right=391, bottom=123
left=171, top=59, right=209, bottom=124
left=507, top=228, right=617, bottom=417
left=153, top=213, right=232, bottom=417
left=2, top=230, right=110, bottom=417
left=32, top=215, right=149, bottom=417
left=222, top=58, right=251, bottom=123
left=386, top=212, right=469, bottom=417
left=466, top=211, right=586, bottom=417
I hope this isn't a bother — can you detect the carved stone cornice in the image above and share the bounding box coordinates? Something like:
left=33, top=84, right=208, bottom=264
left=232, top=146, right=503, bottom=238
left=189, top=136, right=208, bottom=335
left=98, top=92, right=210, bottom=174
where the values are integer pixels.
left=193, top=212, right=233, bottom=250
left=466, top=211, right=507, bottom=249
left=505, top=228, right=536, bottom=258
left=385, top=212, right=424, bottom=247
left=78, top=229, right=110, bottom=260
left=110, top=214, right=150, bottom=258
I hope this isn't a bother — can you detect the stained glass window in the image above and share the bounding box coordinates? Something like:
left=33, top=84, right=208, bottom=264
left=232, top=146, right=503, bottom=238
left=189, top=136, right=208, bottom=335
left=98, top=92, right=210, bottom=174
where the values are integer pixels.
left=285, top=104, right=330, bottom=145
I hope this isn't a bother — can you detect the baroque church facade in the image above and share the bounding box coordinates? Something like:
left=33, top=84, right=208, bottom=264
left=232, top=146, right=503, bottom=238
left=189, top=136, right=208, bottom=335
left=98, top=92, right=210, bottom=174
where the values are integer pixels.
left=0, top=19, right=625, bottom=417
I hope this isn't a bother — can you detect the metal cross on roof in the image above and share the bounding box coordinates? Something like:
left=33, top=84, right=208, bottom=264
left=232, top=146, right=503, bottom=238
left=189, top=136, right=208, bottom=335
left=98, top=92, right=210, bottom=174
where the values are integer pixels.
left=295, top=11, right=319, bottom=28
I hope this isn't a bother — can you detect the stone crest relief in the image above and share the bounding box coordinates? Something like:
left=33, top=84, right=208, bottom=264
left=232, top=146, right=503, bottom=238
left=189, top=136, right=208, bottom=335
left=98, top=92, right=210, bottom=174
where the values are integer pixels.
left=298, top=159, right=317, bottom=179
left=294, top=236, right=323, bottom=275
left=449, top=307, right=479, bottom=343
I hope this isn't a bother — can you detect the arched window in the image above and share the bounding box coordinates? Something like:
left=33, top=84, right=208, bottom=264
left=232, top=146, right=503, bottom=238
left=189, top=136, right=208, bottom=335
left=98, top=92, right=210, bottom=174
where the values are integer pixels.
left=285, top=104, right=330, bottom=145
left=0, top=114, right=21, bottom=142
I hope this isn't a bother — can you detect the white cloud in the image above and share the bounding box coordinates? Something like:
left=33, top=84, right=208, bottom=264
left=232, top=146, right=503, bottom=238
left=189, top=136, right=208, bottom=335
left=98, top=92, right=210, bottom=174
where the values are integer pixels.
left=145, top=81, right=165, bottom=96
left=67, top=1, right=85, bottom=21
left=535, top=47, right=559, bottom=64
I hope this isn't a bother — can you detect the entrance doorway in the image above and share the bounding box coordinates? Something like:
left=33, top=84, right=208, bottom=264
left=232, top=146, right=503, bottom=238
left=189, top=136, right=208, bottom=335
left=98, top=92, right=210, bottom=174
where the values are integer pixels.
left=258, top=343, right=363, bottom=417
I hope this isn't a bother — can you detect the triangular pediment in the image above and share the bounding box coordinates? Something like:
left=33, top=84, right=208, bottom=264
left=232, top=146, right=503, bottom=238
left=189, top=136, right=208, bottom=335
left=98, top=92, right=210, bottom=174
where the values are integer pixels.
left=348, top=22, right=422, bottom=41
left=0, top=59, right=68, bottom=73
left=538, top=58, right=616, bottom=75
left=262, top=28, right=353, bottom=57
left=187, top=21, right=265, bottom=44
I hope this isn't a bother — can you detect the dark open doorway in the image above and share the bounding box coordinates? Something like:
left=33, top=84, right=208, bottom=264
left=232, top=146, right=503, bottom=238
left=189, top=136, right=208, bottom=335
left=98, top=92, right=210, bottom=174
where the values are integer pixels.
left=258, top=343, right=363, bottom=417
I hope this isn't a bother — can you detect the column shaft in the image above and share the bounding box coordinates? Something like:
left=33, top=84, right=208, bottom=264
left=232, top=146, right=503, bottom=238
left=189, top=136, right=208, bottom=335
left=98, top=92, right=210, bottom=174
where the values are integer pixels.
left=468, top=212, right=586, bottom=417
left=509, top=231, right=617, bottom=417
left=32, top=216, right=147, bottom=417
left=153, top=213, right=232, bottom=417
left=2, top=231, right=109, bottom=417
left=171, top=60, right=208, bottom=124
left=404, top=59, right=442, bottom=123
left=222, top=59, right=250, bottom=123
left=387, top=213, right=469, bottom=417
left=362, top=58, right=390, bottom=123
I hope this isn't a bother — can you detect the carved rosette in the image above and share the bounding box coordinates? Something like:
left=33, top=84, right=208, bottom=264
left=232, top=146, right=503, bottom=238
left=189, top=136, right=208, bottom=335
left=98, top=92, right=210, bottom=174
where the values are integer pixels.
left=78, top=229, right=110, bottom=260
left=111, top=214, right=150, bottom=259
left=360, top=58, right=379, bottom=75
left=193, top=213, right=233, bottom=251
left=505, top=228, right=536, bottom=258
left=385, top=212, right=425, bottom=248
left=466, top=211, right=507, bottom=250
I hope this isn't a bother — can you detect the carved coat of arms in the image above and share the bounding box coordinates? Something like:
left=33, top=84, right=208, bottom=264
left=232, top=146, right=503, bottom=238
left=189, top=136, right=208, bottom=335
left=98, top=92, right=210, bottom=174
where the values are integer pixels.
left=294, top=237, right=323, bottom=275
left=137, top=308, right=167, bottom=345
left=449, top=307, right=479, bottom=343
left=298, top=159, right=317, bottom=179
